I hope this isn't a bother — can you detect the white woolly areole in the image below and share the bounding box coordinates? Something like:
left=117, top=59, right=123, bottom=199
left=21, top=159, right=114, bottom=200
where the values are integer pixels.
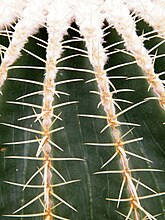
left=124, top=0, right=165, bottom=38
left=0, top=0, right=26, bottom=29
left=2, top=0, right=46, bottom=67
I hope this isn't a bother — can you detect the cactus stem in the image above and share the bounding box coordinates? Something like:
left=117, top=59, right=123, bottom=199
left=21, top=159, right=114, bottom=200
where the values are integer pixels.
left=0, top=0, right=164, bottom=219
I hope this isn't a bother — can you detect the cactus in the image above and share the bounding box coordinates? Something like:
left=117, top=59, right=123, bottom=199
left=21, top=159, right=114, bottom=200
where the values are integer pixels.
left=0, top=0, right=165, bottom=219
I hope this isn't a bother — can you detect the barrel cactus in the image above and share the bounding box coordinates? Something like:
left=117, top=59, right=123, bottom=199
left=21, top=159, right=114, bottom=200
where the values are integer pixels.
left=0, top=0, right=165, bottom=219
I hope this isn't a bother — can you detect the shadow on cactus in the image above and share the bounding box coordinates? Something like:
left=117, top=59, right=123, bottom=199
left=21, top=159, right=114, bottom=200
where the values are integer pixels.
left=0, top=1, right=165, bottom=219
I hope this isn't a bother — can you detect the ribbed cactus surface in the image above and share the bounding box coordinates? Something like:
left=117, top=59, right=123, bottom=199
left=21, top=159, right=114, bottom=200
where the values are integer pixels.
left=0, top=1, right=165, bottom=219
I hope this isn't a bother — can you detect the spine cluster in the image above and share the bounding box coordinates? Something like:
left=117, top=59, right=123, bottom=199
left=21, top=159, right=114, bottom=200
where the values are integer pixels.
left=0, top=0, right=25, bottom=29
left=75, top=1, right=149, bottom=219
left=41, top=1, right=73, bottom=218
left=104, top=0, right=165, bottom=110
left=0, top=0, right=46, bottom=88
left=124, top=0, right=165, bottom=38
